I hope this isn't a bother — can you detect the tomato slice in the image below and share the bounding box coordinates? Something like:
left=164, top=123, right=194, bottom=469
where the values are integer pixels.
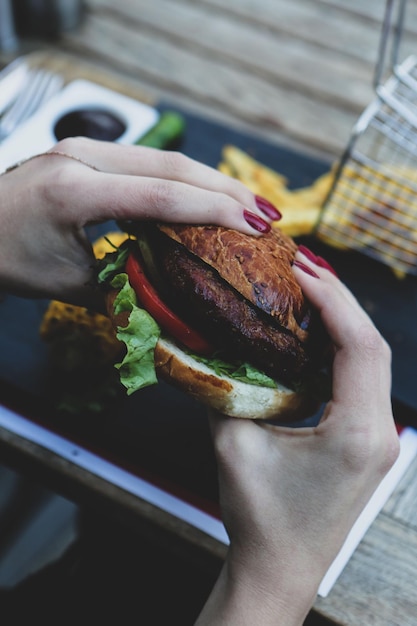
left=125, top=252, right=213, bottom=356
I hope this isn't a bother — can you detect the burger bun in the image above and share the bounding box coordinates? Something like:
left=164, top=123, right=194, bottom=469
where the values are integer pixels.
left=154, top=336, right=317, bottom=421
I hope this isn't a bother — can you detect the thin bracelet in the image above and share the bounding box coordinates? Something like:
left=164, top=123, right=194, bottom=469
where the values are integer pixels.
left=1, top=150, right=99, bottom=176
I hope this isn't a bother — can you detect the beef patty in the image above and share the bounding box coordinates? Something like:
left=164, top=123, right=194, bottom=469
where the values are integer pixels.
left=154, top=233, right=312, bottom=386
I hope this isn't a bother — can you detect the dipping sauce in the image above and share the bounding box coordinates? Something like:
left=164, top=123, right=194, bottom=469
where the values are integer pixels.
left=54, top=108, right=126, bottom=141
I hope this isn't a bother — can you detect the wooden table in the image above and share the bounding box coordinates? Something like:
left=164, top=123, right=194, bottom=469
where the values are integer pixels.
left=1, top=2, right=417, bottom=624
left=5, top=0, right=417, bottom=161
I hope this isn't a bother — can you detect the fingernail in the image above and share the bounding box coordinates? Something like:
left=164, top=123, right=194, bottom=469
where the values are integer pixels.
left=255, top=195, right=282, bottom=220
left=316, top=256, right=338, bottom=277
left=292, top=260, right=320, bottom=278
left=298, top=244, right=318, bottom=263
left=243, top=209, right=271, bottom=233
left=298, top=245, right=338, bottom=277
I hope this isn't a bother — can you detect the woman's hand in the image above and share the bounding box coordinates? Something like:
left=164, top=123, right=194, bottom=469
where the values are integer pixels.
left=0, top=137, right=278, bottom=307
left=198, top=249, right=400, bottom=626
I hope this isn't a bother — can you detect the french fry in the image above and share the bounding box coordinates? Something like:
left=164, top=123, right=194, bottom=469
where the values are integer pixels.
left=218, top=145, right=333, bottom=237
left=40, top=232, right=129, bottom=359
left=221, top=145, right=288, bottom=187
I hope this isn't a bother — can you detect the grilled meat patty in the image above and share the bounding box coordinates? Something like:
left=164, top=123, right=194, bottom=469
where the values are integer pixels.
left=154, top=231, right=311, bottom=385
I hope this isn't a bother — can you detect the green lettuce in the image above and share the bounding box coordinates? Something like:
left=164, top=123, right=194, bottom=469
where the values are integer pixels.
left=97, top=245, right=129, bottom=283
left=111, top=273, right=160, bottom=395
left=193, top=354, right=277, bottom=388
left=98, top=243, right=330, bottom=403
left=107, top=271, right=281, bottom=396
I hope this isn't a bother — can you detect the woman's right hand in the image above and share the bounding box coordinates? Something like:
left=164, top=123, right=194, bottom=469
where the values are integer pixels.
left=198, top=248, right=400, bottom=626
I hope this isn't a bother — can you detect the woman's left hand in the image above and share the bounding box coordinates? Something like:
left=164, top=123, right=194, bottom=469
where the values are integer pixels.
left=0, top=137, right=276, bottom=308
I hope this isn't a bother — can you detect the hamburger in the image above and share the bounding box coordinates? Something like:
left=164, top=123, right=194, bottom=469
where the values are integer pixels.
left=97, top=223, right=329, bottom=421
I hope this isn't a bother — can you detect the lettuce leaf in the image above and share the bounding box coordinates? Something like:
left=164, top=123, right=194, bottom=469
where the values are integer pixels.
left=108, top=272, right=281, bottom=395
left=100, top=245, right=330, bottom=402
left=193, top=354, right=277, bottom=388
left=97, top=245, right=130, bottom=284
left=111, top=273, right=160, bottom=395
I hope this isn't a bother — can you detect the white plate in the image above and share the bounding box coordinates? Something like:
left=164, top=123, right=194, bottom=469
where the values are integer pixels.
left=0, top=78, right=159, bottom=172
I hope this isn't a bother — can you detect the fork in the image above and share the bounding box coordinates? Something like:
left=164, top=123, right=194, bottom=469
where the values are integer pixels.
left=0, top=68, right=63, bottom=141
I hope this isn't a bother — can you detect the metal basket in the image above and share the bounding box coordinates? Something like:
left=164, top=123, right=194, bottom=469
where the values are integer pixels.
left=316, top=0, right=417, bottom=277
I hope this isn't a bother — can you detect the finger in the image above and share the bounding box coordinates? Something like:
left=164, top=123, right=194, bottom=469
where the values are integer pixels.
left=50, top=139, right=280, bottom=221
left=68, top=168, right=273, bottom=236
left=208, top=409, right=270, bottom=477
left=292, top=262, right=392, bottom=423
left=296, top=246, right=359, bottom=308
left=293, top=252, right=372, bottom=346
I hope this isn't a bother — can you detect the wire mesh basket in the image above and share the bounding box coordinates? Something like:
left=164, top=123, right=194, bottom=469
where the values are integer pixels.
left=316, top=0, right=417, bottom=277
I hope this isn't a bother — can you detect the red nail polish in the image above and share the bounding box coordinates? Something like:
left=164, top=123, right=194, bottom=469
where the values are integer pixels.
left=298, top=245, right=338, bottom=277
left=292, top=260, right=320, bottom=278
left=255, top=195, right=282, bottom=221
left=316, top=256, right=338, bottom=277
left=243, top=209, right=271, bottom=233
left=298, top=244, right=318, bottom=263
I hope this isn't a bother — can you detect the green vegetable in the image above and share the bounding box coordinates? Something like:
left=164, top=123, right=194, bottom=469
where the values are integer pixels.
left=97, top=245, right=130, bottom=284
left=136, top=111, right=185, bottom=149
left=99, top=250, right=331, bottom=402
left=111, top=273, right=161, bottom=395
left=193, top=353, right=277, bottom=388
left=106, top=269, right=282, bottom=396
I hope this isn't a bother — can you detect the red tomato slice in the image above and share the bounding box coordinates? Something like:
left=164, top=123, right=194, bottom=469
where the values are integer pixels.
left=126, top=252, right=213, bottom=355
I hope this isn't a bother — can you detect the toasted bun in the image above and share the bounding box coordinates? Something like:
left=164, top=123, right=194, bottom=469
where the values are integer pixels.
left=154, top=336, right=317, bottom=421
left=158, top=224, right=309, bottom=343
left=105, top=289, right=317, bottom=421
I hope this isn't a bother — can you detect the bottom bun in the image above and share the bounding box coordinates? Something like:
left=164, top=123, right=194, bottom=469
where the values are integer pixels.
left=154, top=336, right=316, bottom=421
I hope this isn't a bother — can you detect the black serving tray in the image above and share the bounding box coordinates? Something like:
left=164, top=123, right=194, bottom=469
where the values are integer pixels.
left=1, top=106, right=416, bottom=509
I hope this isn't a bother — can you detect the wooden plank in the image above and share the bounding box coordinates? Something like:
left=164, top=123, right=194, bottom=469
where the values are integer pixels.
left=384, top=454, right=417, bottom=528
left=318, top=0, right=417, bottom=32
left=0, top=424, right=228, bottom=562
left=198, top=0, right=384, bottom=62
left=309, top=0, right=388, bottom=22
left=198, top=0, right=417, bottom=62
left=62, top=13, right=362, bottom=156
left=81, top=0, right=417, bottom=159
left=87, top=0, right=375, bottom=112
left=314, top=512, right=417, bottom=625
left=23, top=50, right=156, bottom=104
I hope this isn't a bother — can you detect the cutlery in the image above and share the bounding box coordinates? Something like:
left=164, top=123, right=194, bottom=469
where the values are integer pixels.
left=0, top=58, right=29, bottom=116
left=0, top=68, right=63, bottom=142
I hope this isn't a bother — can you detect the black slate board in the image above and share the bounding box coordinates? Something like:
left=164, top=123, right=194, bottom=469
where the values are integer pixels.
left=1, top=106, right=416, bottom=508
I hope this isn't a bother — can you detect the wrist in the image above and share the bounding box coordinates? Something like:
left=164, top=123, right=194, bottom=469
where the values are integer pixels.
left=0, top=174, right=16, bottom=289
left=196, top=546, right=321, bottom=626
